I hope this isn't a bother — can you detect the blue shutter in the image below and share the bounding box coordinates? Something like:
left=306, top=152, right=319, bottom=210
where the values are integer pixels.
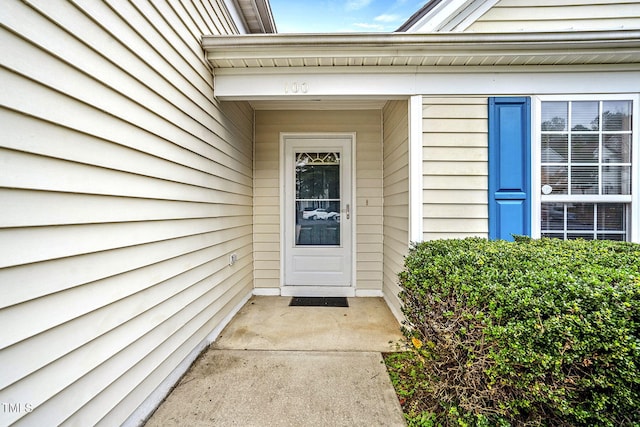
left=488, top=97, right=531, bottom=241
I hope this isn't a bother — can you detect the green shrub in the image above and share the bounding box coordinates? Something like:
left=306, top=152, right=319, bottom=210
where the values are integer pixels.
left=397, top=237, right=640, bottom=426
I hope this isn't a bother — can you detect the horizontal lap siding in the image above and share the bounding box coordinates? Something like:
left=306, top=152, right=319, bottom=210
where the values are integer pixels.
left=382, top=100, right=409, bottom=317
left=254, top=110, right=383, bottom=292
left=468, top=0, right=640, bottom=32
left=0, top=1, right=252, bottom=426
left=422, top=98, right=488, bottom=241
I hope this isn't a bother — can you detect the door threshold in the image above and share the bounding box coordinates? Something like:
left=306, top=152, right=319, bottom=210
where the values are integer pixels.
left=281, top=286, right=355, bottom=297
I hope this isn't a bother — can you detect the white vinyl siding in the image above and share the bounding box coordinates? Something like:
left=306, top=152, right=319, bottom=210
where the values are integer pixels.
left=467, top=0, right=640, bottom=32
left=382, top=100, right=409, bottom=318
left=0, top=1, right=253, bottom=426
left=253, top=110, right=383, bottom=293
left=422, top=97, right=489, bottom=240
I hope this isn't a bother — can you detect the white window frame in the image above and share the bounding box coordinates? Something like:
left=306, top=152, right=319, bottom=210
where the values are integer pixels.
left=532, top=94, right=640, bottom=243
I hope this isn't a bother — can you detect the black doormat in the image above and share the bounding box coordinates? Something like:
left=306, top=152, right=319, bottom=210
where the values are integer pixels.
left=289, top=297, right=349, bottom=307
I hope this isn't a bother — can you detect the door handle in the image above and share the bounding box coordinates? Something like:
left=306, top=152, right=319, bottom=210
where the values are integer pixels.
left=345, top=203, right=350, bottom=220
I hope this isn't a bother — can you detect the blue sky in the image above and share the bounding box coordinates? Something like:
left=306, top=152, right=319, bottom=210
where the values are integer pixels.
left=270, top=0, right=429, bottom=33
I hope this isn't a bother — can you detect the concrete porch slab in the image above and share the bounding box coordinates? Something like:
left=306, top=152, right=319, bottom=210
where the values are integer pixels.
left=144, top=296, right=409, bottom=426
left=213, top=296, right=406, bottom=352
left=144, top=350, right=406, bottom=427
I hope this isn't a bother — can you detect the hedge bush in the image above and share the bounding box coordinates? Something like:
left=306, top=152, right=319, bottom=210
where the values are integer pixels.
left=397, top=237, right=640, bottom=426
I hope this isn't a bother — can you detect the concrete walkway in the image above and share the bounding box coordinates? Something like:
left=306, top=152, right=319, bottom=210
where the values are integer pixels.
left=145, top=296, right=407, bottom=426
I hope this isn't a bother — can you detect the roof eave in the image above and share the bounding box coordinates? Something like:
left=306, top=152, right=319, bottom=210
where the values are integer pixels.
left=395, top=0, right=500, bottom=33
left=252, top=0, right=277, bottom=34
left=396, top=0, right=444, bottom=32
left=229, top=0, right=277, bottom=34
left=202, top=30, right=640, bottom=68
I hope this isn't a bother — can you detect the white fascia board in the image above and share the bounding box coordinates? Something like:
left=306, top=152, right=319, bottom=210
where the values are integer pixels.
left=222, top=0, right=248, bottom=34
left=222, top=0, right=276, bottom=34
left=399, top=0, right=496, bottom=32
left=405, top=0, right=476, bottom=33
left=256, top=0, right=277, bottom=33
left=214, top=72, right=415, bottom=99
left=445, top=0, right=500, bottom=32
left=203, top=31, right=640, bottom=68
left=213, top=68, right=640, bottom=100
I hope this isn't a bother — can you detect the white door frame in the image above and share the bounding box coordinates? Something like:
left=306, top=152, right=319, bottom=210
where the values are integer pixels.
left=280, top=133, right=357, bottom=297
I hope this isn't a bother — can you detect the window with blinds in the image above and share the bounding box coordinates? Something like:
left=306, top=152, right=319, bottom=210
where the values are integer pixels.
left=539, top=99, right=633, bottom=241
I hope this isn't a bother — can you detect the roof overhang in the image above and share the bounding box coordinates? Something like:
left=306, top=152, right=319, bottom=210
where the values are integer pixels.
left=224, top=0, right=276, bottom=34
left=397, top=0, right=501, bottom=33
left=202, top=30, right=640, bottom=101
left=204, top=30, right=640, bottom=68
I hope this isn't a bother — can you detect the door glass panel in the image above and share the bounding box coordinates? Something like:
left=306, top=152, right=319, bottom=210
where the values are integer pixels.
left=295, top=152, right=341, bottom=246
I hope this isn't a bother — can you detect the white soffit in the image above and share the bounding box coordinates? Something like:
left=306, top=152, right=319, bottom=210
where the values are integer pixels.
left=224, top=0, right=276, bottom=34
left=203, top=31, right=640, bottom=70
left=203, top=31, right=640, bottom=100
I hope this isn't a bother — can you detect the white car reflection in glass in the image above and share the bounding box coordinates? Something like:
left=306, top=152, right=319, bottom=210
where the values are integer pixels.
left=302, top=208, right=340, bottom=221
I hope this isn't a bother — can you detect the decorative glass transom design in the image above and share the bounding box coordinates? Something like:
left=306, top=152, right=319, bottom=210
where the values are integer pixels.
left=296, top=152, right=340, bottom=166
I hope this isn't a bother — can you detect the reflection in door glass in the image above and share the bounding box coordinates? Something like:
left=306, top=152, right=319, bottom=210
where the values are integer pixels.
left=295, top=152, right=341, bottom=246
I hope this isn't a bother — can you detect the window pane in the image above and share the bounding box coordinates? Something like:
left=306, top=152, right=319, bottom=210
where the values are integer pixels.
left=568, top=203, right=594, bottom=230
left=542, top=134, right=568, bottom=163
left=597, top=234, right=625, bottom=241
left=603, top=166, right=631, bottom=195
left=567, top=233, right=594, bottom=240
left=541, top=203, right=564, bottom=230
left=571, top=166, right=598, bottom=194
left=572, top=101, right=599, bottom=131
left=296, top=164, right=339, bottom=199
left=541, top=102, right=568, bottom=131
left=541, top=165, right=568, bottom=194
left=542, top=232, right=564, bottom=239
left=571, top=134, right=599, bottom=163
left=603, top=134, right=632, bottom=163
left=602, top=101, right=632, bottom=131
left=296, top=202, right=341, bottom=246
left=540, top=203, right=628, bottom=241
left=598, top=203, right=626, bottom=231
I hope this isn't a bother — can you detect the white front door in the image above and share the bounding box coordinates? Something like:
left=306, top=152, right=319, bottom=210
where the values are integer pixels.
left=282, top=134, right=354, bottom=296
